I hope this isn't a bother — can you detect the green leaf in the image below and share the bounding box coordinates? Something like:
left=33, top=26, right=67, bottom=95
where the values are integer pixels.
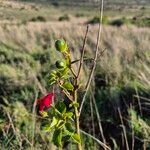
left=49, top=70, right=57, bottom=80
left=50, top=117, right=58, bottom=128
left=39, top=111, right=48, bottom=118
left=59, top=68, right=69, bottom=75
left=72, top=133, right=81, bottom=144
left=65, top=122, right=74, bottom=133
left=53, top=129, right=62, bottom=147
left=43, top=124, right=51, bottom=132
left=69, top=102, right=79, bottom=108
left=57, top=120, right=66, bottom=129
left=65, top=112, right=73, bottom=118
left=63, top=135, right=71, bottom=142
left=49, top=79, right=56, bottom=85
left=43, top=117, right=58, bottom=132
left=56, top=101, right=66, bottom=114
left=62, top=82, right=74, bottom=91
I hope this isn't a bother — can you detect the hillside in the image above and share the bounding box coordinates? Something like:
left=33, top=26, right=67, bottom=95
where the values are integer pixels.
left=0, top=0, right=150, bottom=149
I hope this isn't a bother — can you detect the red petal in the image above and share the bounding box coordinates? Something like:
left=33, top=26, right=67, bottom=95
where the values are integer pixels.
left=37, top=93, right=55, bottom=111
left=36, top=99, right=41, bottom=105
left=39, top=104, right=45, bottom=112
left=41, top=93, right=55, bottom=107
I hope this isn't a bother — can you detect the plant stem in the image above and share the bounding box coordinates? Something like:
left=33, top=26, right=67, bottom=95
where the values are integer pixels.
left=74, top=90, right=82, bottom=150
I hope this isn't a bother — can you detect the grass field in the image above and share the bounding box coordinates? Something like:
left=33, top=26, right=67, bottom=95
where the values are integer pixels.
left=0, top=0, right=150, bottom=149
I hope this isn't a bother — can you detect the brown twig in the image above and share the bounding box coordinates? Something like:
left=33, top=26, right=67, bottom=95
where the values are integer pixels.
left=118, top=108, right=129, bottom=150
left=89, top=95, right=96, bottom=150
left=71, top=48, right=106, bottom=65
left=79, top=0, right=104, bottom=115
left=31, top=91, right=38, bottom=148
left=130, top=104, right=135, bottom=150
left=135, top=86, right=143, bottom=116
left=66, top=24, right=90, bottom=150
left=71, top=58, right=93, bottom=64
left=91, top=88, right=108, bottom=150
left=70, top=67, right=77, bottom=78
left=80, top=129, right=111, bottom=150
left=6, top=111, right=22, bottom=149
left=76, top=25, right=89, bottom=79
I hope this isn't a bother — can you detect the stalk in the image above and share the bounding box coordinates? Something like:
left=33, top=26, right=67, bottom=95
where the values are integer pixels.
left=74, top=89, right=82, bottom=150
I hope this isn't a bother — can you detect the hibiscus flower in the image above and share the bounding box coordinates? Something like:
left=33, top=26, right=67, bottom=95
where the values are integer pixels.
left=36, top=93, right=55, bottom=112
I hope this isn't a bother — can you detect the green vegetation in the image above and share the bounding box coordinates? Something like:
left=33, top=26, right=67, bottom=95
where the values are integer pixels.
left=132, top=17, right=150, bottom=27
left=88, top=16, right=150, bottom=27
left=58, top=14, right=70, bottom=21
left=0, top=0, right=150, bottom=149
left=87, top=16, right=109, bottom=24
left=30, top=16, right=46, bottom=22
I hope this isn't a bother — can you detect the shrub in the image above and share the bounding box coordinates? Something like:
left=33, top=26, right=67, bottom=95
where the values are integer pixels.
left=87, top=16, right=109, bottom=24
left=75, top=13, right=85, bottom=17
left=58, top=14, right=70, bottom=21
left=132, top=17, right=150, bottom=27
left=30, top=16, right=46, bottom=22
left=51, top=1, right=59, bottom=7
left=109, top=17, right=130, bottom=27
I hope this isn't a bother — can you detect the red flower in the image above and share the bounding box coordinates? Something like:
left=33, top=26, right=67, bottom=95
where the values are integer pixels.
left=36, top=93, right=55, bottom=112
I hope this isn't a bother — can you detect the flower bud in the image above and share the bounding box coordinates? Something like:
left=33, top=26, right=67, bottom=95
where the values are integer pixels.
left=55, top=39, right=68, bottom=52
left=55, top=60, right=66, bottom=69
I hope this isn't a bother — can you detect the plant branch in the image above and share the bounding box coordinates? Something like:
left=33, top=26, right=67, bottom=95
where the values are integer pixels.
left=76, top=25, right=89, bottom=79
left=71, top=48, right=106, bottom=65
left=70, top=67, right=77, bottom=78
left=57, top=82, right=73, bottom=101
left=91, top=88, right=107, bottom=149
left=74, top=90, right=82, bottom=150
left=118, top=108, right=129, bottom=150
left=80, top=129, right=111, bottom=150
left=79, top=0, right=104, bottom=115
left=6, top=111, right=22, bottom=149
left=31, top=91, right=38, bottom=148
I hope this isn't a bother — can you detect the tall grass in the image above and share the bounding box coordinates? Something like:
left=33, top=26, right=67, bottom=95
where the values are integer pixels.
left=0, top=17, right=150, bottom=149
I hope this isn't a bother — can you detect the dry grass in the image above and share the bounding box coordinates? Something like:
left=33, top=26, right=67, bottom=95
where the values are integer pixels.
left=0, top=21, right=149, bottom=86
left=0, top=1, right=150, bottom=149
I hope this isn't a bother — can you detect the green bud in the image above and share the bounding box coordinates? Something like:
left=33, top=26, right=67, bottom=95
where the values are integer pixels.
left=55, top=60, right=66, bottom=69
left=55, top=39, right=68, bottom=52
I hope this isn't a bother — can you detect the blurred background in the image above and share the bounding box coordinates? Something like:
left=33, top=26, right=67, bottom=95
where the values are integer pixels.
left=0, top=0, right=150, bottom=149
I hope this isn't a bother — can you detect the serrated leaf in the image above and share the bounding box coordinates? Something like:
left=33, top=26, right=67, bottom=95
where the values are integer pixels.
left=62, top=82, right=74, bottom=91
left=72, top=133, right=81, bottom=144
left=53, top=129, right=62, bottom=147
left=65, top=122, right=74, bottom=133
